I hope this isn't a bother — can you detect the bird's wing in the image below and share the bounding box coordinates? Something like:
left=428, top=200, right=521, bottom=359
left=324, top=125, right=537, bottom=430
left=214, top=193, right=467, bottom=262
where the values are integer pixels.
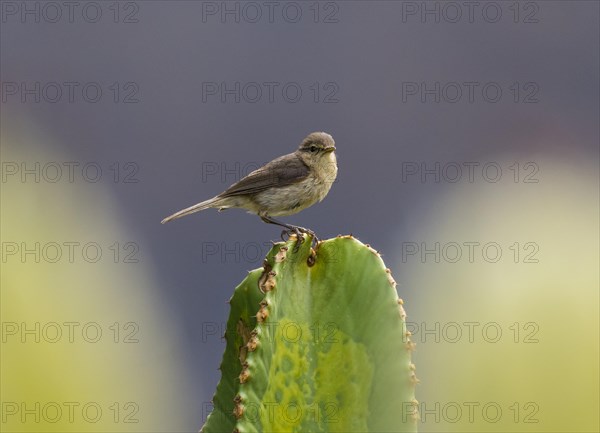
left=219, top=153, right=310, bottom=197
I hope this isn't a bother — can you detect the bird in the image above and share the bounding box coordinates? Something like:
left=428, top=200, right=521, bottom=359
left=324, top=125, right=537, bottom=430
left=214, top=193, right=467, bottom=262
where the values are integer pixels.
left=161, top=132, right=338, bottom=247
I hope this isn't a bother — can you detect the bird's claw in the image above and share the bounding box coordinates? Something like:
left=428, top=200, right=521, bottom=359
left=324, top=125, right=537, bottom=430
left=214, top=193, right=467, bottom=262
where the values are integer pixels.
left=280, top=229, right=303, bottom=252
left=291, top=227, right=304, bottom=253
left=280, top=230, right=290, bottom=242
left=281, top=227, right=316, bottom=253
left=279, top=227, right=319, bottom=252
left=297, top=227, right=319, bottom=248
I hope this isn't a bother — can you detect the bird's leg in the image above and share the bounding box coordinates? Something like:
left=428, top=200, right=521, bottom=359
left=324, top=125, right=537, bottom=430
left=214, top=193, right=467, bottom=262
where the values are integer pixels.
left=260, top=215, right=315, bottom=252
left=260, top=215, right=298, bottom=234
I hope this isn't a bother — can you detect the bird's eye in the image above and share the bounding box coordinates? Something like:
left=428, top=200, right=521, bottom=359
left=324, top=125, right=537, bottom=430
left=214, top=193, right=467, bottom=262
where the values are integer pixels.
left=310, top=145, right=318, bottom=153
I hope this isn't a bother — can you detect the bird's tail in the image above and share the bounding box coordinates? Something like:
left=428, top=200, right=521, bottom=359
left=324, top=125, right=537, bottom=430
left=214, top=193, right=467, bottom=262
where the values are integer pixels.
left=161, top=196, right=222, bottom=224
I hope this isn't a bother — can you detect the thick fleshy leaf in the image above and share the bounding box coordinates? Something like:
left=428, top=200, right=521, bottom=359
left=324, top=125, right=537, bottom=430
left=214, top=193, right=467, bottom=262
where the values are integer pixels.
left=202, top=236, right=418, bottom=433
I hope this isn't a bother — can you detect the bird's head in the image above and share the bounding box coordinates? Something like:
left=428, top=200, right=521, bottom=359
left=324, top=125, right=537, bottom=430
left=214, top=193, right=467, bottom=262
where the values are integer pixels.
left=296, top=132, right=337, bottom=171
left=296, top=132, right=338, bottom=184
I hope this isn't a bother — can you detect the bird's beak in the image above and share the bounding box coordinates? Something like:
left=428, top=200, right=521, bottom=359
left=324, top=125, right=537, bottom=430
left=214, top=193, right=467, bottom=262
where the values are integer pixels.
left=324, top=146, right=336, bottom=153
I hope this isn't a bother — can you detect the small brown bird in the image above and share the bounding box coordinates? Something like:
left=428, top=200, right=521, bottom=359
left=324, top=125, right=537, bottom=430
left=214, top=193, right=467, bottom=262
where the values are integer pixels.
left=161, top=132, right=337, bottom=245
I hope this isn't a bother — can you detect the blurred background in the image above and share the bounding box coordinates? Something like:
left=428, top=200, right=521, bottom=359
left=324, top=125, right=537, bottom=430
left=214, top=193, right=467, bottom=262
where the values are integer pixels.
left=1, top=1, right=598, bottom=432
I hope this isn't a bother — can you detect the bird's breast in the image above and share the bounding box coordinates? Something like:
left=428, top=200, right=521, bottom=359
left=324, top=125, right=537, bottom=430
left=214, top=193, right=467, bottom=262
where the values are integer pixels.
left=252, top=153, right=338, bottom=217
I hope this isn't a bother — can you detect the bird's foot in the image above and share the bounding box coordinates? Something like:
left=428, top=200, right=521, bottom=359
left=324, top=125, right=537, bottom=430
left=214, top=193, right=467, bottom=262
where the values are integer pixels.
left=296, top=226, right=319, bottom=248
left=280, top=226, right=318, bottom=252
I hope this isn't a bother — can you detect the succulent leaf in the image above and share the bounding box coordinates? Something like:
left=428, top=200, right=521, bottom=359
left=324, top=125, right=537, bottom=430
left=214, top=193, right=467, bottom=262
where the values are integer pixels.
left=202, top=235, right=417, bottom=433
